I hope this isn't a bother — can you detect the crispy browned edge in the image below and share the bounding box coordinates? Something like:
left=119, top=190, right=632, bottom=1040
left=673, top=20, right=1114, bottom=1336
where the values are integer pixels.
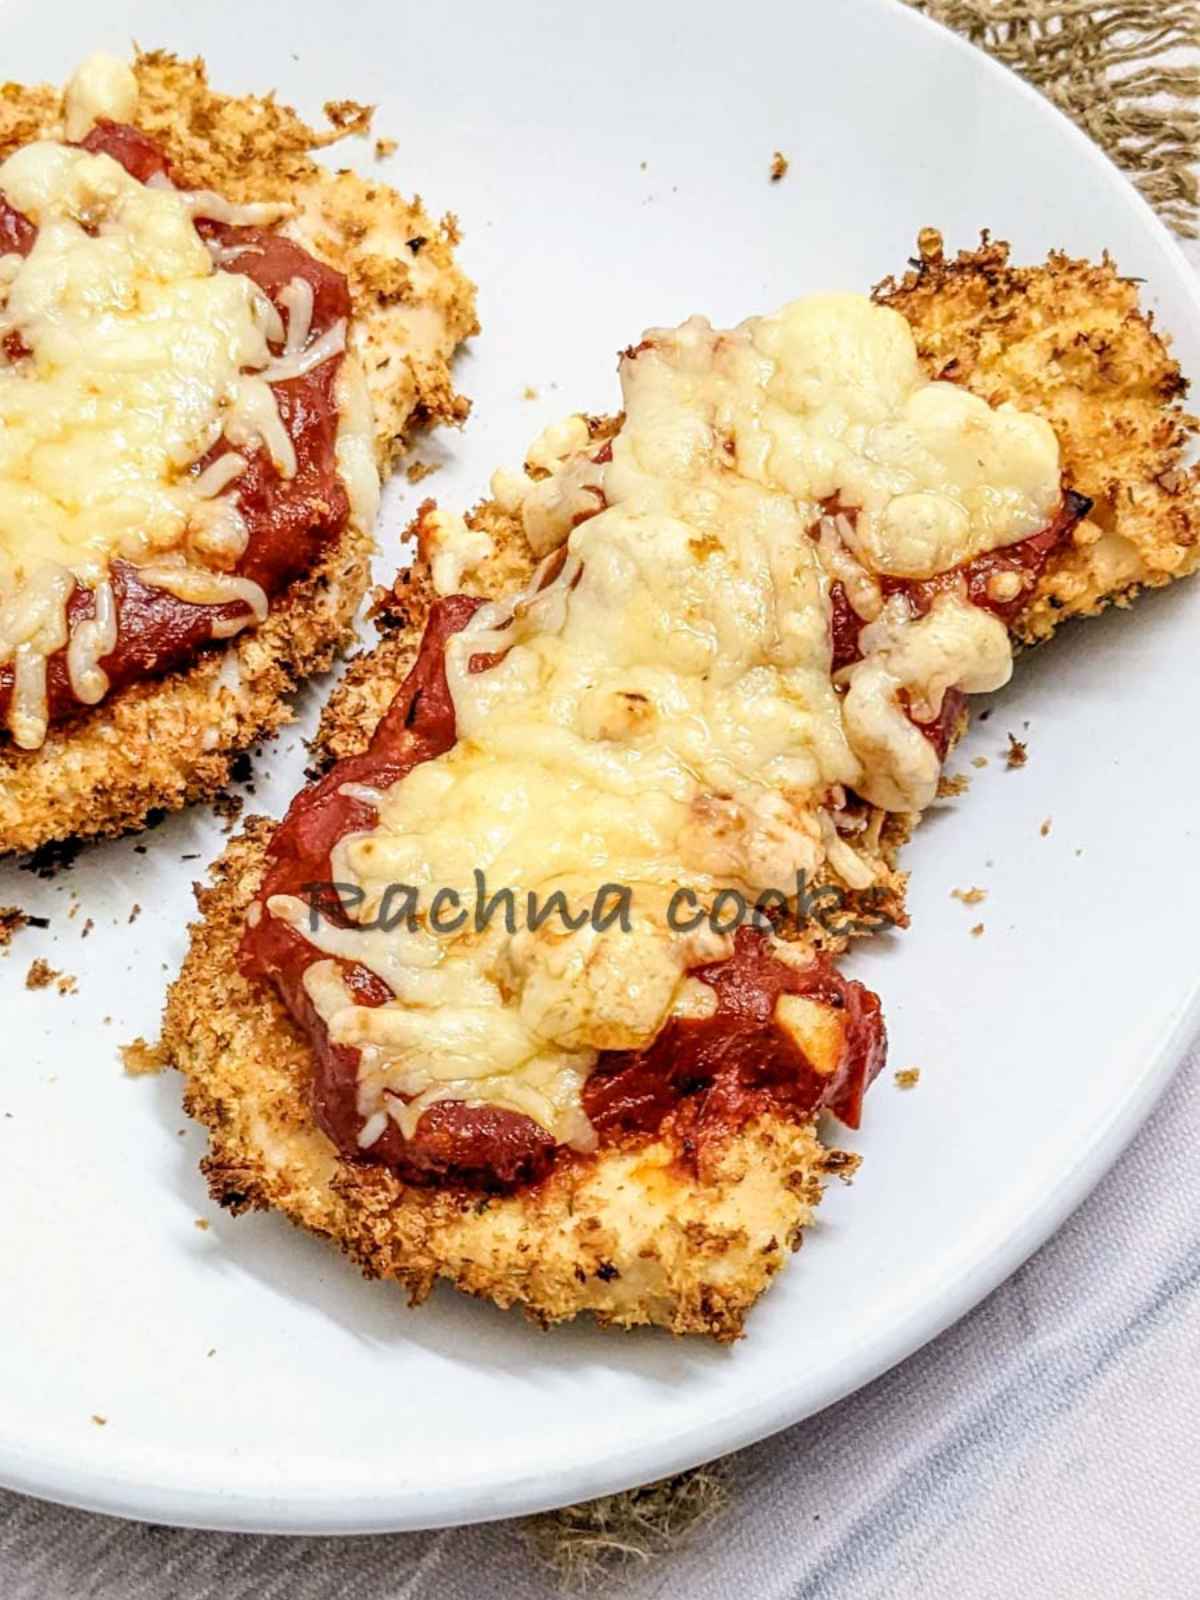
left=876, top=228, right=1200, bottom=641
left=0, top=50, right=479, bottom=854
left=162, top=232, right=1200, bottom=1340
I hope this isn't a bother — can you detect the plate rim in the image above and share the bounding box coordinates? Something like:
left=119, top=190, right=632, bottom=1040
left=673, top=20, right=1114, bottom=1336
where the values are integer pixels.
left=4, top=0, right=1200, bottom=1535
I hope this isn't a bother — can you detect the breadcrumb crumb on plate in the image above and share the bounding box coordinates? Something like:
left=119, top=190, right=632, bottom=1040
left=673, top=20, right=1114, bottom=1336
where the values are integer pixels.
left=24, top=957, right=58, bottom=990
left=120, top=1037, right=167, bottom=1078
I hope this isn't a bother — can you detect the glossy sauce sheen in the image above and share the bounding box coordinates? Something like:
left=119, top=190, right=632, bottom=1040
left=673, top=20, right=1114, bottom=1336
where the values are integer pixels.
left=241, top=597, right=888, bottom=1191
left=0, top=123, right=350, bottom=728
left=581, top=928, right=886, bottom=1147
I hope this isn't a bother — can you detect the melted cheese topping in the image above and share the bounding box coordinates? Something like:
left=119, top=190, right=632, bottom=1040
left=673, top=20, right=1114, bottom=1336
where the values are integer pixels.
left=334, top=356, right=382, bottom=534
left=0, top=61, right=378, bottom=748
left=0, top=143, right=278, bottom=578
left=63, top=52, right=138, bottom=142
left=270, top=294, right=1062, bottom=1149
left=424, top=507, right=495, bottom=595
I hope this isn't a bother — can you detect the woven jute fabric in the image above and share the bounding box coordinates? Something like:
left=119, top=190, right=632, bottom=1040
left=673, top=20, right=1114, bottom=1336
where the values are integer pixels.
left=910, top=0, right=1200, bottom=234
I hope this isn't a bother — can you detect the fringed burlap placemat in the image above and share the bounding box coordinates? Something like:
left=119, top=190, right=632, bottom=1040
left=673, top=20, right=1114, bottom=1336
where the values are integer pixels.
left=527, top=1, right=1200, bottom=1585
left=911, top=0, right=1200, bottom=233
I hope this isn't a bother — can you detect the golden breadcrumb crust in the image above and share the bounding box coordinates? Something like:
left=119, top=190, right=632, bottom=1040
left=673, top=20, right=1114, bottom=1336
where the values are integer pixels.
left=166, top=501, right=867, bottom=1343
left=328, top=231, right=1200, bottom=828
left=0, top=521, right=371, bottom=854
left=0, top=52, right=478, bottom=853
left=164, top=235, right=1200, bottom=1340
left=165, top=818, right=849, bottom=1341
left=875, top=229, right=1200, bottom=641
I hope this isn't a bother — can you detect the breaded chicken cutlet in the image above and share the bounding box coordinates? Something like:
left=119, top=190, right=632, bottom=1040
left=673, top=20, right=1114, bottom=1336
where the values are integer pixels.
left=0, top=50, right=477, bottom=855
left=163, top=234, right=1200, bottom=1341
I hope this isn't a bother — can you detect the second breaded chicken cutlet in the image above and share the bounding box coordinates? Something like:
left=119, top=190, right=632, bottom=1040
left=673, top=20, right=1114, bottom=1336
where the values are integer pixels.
left=163, top=233, right=1200, bottom=1342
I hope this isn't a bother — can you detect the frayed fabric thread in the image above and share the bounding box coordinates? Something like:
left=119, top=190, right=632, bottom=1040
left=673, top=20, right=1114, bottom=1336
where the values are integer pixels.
left=909, top=0, right=1200, bottom=235
left=524, top=1465, right=732, bottom=1592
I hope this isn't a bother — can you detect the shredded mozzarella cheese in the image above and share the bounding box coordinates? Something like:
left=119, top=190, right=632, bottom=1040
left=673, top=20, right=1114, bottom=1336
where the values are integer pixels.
left=261, top=318, right=347, bottom=384
left=192, top=453, right=248, bottom=500
left=425, top=509, right=495, bottom=596
left=134, top=562, right=268, bottom=638
left=279, top=275, right=315, bottom=356
left=224, top=376, right=297, bottom=479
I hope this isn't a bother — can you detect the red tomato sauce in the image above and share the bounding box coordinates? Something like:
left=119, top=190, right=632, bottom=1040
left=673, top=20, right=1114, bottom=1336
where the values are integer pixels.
left=240, top=447, right=1089, bottom=1192
left=240, top=595, right=887, bottom=1192
left=582, top=927, right=886, bottom=1151
left=828, top=490, right=1092, bottom=756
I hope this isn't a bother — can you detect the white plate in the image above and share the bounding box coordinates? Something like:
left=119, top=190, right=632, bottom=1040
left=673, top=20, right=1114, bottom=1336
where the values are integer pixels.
left=3, top=0, right=1199, bottom=1536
